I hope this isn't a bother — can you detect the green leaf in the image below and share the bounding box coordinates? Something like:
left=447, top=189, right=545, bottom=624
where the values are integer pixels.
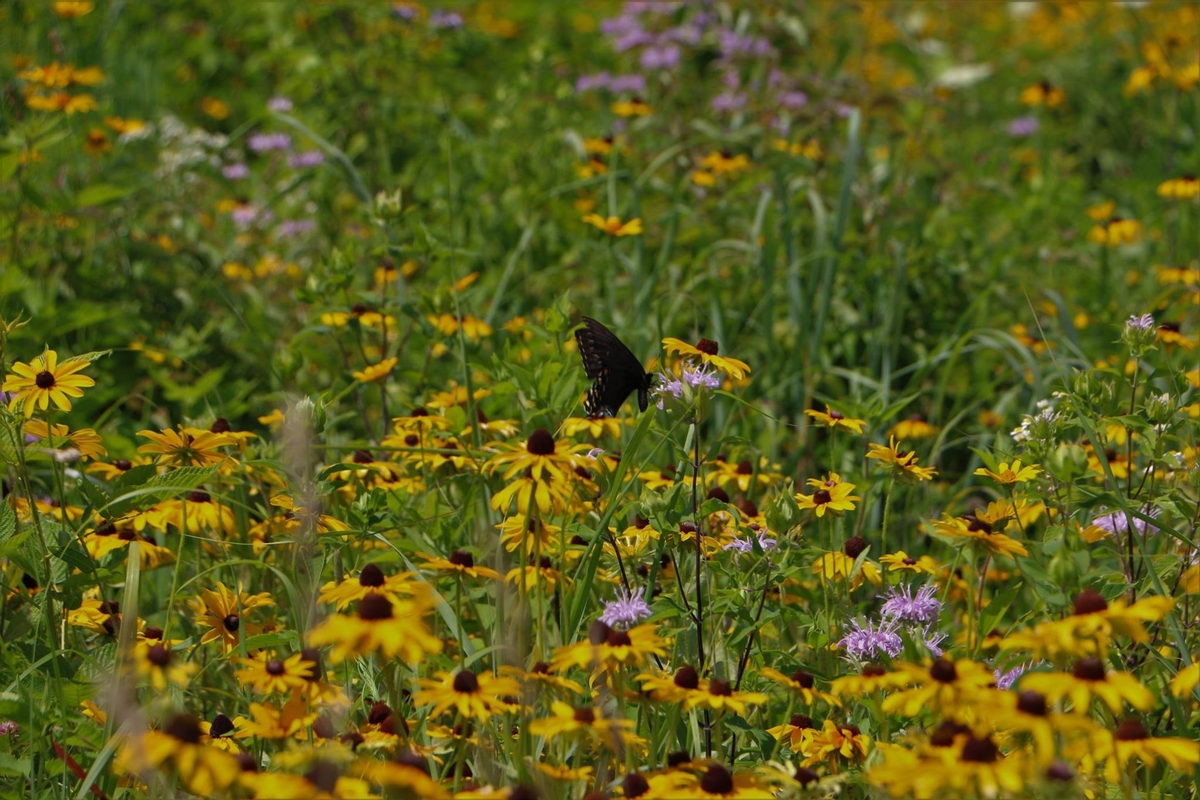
left=0, top=504, right=15, bottom=544
left=0, top=753, right=32, bottom=777
left=979, top=581, right=1022, bottom=639
left=75, top=184, right=133, bottom=207
left=106, top=466, right=217, bottom=517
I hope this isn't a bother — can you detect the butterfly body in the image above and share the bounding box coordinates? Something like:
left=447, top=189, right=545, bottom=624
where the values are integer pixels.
left=575, top=317, right=654, bottom=417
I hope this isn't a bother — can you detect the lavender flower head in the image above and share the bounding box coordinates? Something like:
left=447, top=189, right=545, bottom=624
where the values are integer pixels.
left=994, top=661, right=1036, bottom=691
left=576, top=72, right=612, bottom=93
left=599, top=586, right=652, bottom=629
left=682, top=364, right=719, bottom=390
left=1007, top=116, right=1039, bottom=137
left=722, top=528, right=777, bottom=555
left=247, top=133, right=292, bottom=153
left=880, top=583, right=942, bottom=624
left=641, top=44, right=681, bottom=71
left=288, top=150, right=325, bottom=169
left=0, top=720, right=17, bottom=736
left=921, top=627, right=948, bottom=658
left=429, top=9, right=463, bottom=29
left=1125, top=313, right=1155, bottom=333
left=222, top=162, right=249, bottom=180
left=1090, top=505, right=1159, bottom=537
left=839, top=617, right=903, bottom=660
left=608, top=74, right=647, bottom=94
left=267, top=96, right=293, bottom=113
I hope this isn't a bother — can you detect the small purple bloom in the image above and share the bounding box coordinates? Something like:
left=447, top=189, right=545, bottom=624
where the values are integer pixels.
left=880, top=583, right=942, bottom=624
left=682, top=365, right=719, bottom=390
left=1125, top=313, right=1155, bottom=333
left=641, top=44, right=681, bottom=71
left=723, top=538, right=754, bottom=555
left=576, top=72, right=612, bottom=93
left=921, top=628, right=948, bottom=658
left=267, top=96, right=293, bottom=113
left=276, top=219, right=316, bottom=238
left=1007, top=116, right=1039, bottom=137
left=429, top=9, right=463, bottom=29
left=614, top=29, right=655, bottom=52
left=779, top=91, right=808, bottom=110
left=994, top=662, right=1033, bottom=691
left=0, top=720, right=17, bottom=736
left=288, top=150, right=325, bottom=169
left=1091, top=506, right=1159, bottom=537
left=586, top=448, right=606, bottom=460
left=231, top=205, right=270, bottom=227
left=222, top=162, right=249, bottom=180
left=666, top=24, right=701, bottom=46
left=711, top=92, right=746, bottom=113
left=624, top=1, right=679, bottom=14
left=392, top=3, right=418, bottom=20
left=599, top=586, right=652, bottom=629
left=839, top=618, right=903, bottom=660
left=600, top=14, right=642, bottom=37
left=248, top=133, right=292, bottom=153
left=608, top=74, right=647, bottom=94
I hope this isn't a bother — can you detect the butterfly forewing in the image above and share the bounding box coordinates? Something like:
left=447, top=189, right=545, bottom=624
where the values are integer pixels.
left=575, top=317, right=652, bottom=417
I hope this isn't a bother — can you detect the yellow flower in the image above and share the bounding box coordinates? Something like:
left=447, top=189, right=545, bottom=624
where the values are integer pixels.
left=1157, top=174, right=1200, bottom=200
left=1170, top=662, right=1199, bottom=697
left=234, top=652, right=316, bottom=694
left=53, top=1, right=95, bottom=18
left=1019, top=80, right=1065, bottom=107
left=581, top=213, right=643, bottom=236
left=879, top=551, right=939, bottom=574
left=699, top=150, right=750, bottom=176
left=795, top=473, right=860, bottom=517
left=930, top=514, right=1028, bottom=558
left=200, top=97, right=229, bottom=120
left=115, top=715, right=239, bottom=796
left=414, top=668, right=520, bottom=723
left=611, top=98, right=652, bottom=117
left=805, top=405, right=866, bottom=433
left=137, top=427, right=234, bottom=467
left=23, top=419, right=106, bottom=459
left=1088, top=217, right=1143, bottom=246
left=352, top=357, right=398, bottom=383
left=800, top=719, right=871, bottom=771
left=973, top=459, right=1041, bottom=484
left=662, top=336, right=751, bottom=380
left=25, top=92, right=97, bottom=114
left=691, top=169, right=715, bottom=186
left=684, top=678, right=768, bottom=714
left=418, top=550, right=502, bottom=581
left=812, top=548, right=881, bottom=590
left=308, top=594, right=442, bottom=665
left=528, top=700, right=635, bottom=748
left=3, top=349, right=95, bottom=417
left=1093, top=718, right=1200, bottom=781
left=1020, top=658, right=1155, bottom=713
left=866, top=437, right=937, bottom=482
left=1086, top=200, right=1116, bottom=221
left=881, top=659, right=996, bottom=716
left=135, top=642, right=198, bottom=691
left=233, top=695, right=316, bottom=739
left=190, top=583, right=274, bottom=651
left=318, top=563, right=424, bottom=610
left=758, top=668, right=841, bottom=707
left=551, top=622, right=670, bottom=672
left=887, top=415, right=938, bottom=440
left=104, top=116, right=146, bottom=135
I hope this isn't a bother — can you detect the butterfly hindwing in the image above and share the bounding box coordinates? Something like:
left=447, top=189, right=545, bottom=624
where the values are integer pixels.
left=575, top=317, right=652, bottom=417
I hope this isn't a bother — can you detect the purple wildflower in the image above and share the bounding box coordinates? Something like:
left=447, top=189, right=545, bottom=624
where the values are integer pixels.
left=600, top=14, right=642, bottom=37
left=247, top=133, right=292, bottom=153
left=779, top=91, right=808, bottom=110
left=288, top=150, right=325, bottom=169
left=654, top=373, right=684, bottom=409
left=624, top=1, right=679, bottom=14
left=1125, top=313, right=1155, bottom=333
left=880, top=583, right=942, bottom=624
left=576, top=72, right=612, bottom=93
left=614, top=29, right=655, bottom=51
left=429, top=10, right=463, bottom=29
left=839, top=618, right=903, bottom=660
left=1007, top=116, right=1039, bottom=137
left=921, top=628, right=948, bottom=658
left=666, top=24, right=702, bottom=46
left=994, top=662, right=1034, bottom=691
left=0, top=720, right=17, bottom=736
left=599, top=586, right=652, bottom=629
left=267, top=96, right=294, bottom=113
left=392, top=3, right=418, bottom=20
left=231, top=205, right=270, bottom=227
left=1091, top=506, right=1159, bottom=537
left=276, top=219, right=316, bottom=238
left=682, top=365, right=719, bottom=390
left=608, top=74, right=648, bottom=94
left=586, top=448, right=606, bottom=460
left=641, top=44, right=681, bottom=71
left=221, top=162, right=249, bottom=180
left=711, top=92, right=747, bottom=113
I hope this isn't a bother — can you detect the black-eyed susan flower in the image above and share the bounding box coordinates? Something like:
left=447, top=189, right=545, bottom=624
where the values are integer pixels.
left=148, top=489, right=238, bottom=536
left=879, top=551, right=939, bottom=574
left=190, top=582, right=275, bottom=651
left=427, top=313, right=493, bottom=341
left=866, top=437, right=937, bottom=482
left=23, top=419, right=107, bottom=460
left=1156, top=321, right=1196, bottom=349
left=582, top=213, right=643, bottom=236
left=765, top=713, right=819, bottom=752
left=318, top=563, right=423, bottom=610
left=684, top=764, right=774, bottom=799
left=486, top=429, right=590, bottom=515
left=3, top=349, right=95, bottom=417
left=115, top=713, right=240, bottom=796
left=1088, top=216, right=1143, bottom=246
left=887, top=414, right=938, bottom=441
left=930, top=514, right=1028, bottom=559
left=611, top=98, right=651, bottom=117
left=136, top=642, right=198, bottom=691
left=881, top=659, right=995, bottom=716
left=795, top=473, right=860, bottom=518
left=684, top=678, right=768, bottom=715
left=812, top=536, right=881, bottom=589
left=1019, top=658, right=1154, bottom=713
left=804, top=405, right=866, bottom=433
left=1094, top=717, right=1200, bottom=781
left=500, top=662, right=584, bottom=696
left=199, top=713, right=241, bottom=753
left=661, top=336, right=750, bottom=380
left=973, top=459, right=1041, bottom=484
left=308, top=593, right=442, bottom=665
left=352, top=357, right=398, bottom=383
left=758, top=668, right=841, bottom=707
left=414, top=668, right=519, bottom=724
left=552, top=621, right=670, bottom=672
left=235, top=652, right=316, bottom=694
left=699, top=150, right=750, bottom=176
left=360, top=750, right=448, bottom=799
left=1020, top=80, right=1065, bottom=107
left=528, top=701, right=636, bottom=749
left=1157, top=174, right=1200, bottom=200
left=830, top=663, right=902, bottom=699
left=636, top=664, right=701, bottom=704
left=233, top=695, right=318, bottom=739
left=799, top=720, right=871, bottom=773
left=418, top=550, right=501, bottom=581
left=999, top=589, right=1173, bottom=660
left=506, top=557, right=566, bottom=592
left=137, top=427, right=234, bottom=467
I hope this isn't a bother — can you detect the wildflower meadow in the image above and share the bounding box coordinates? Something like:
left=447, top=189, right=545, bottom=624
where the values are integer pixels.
left=3, top=2, right=1200, bottom=798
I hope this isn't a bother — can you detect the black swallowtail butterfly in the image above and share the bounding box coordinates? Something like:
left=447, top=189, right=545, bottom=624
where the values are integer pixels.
left=575, top=317, right=654, bottom=418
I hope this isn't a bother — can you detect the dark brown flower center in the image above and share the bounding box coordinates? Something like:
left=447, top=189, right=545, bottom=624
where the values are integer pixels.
left=862, top=663, right=887, bottom=678
left=965, top=516, right=992, bottom=534
left=960, top=734, right=999, bottom=763
left=929, top=720, right=970, bottom=747
left=829, top=410, right=844, bottom=420
left=1045, top=762, right=1074, bottom=781
left=606, top=629, right=632, bottom=647
left=813, top=489, right=832, bottom=505
left=187, top=490, right=211, bottom=503
left=368, top=702, right=393, bottom=725
left=404, top=434, right=419, bottom=446
left=1115, top=718, right=1149, bottom=740
left=359, top=563, right=385, bottom=587
left=450, top=550, right=475, bottom=568
left=300, top=647, right=322, bottom=680
left=1072, top=657, right=1106, bottom=682
left=1072, top=588, right=1108, bottom=615
left=222, top=614, right=240, bottom=632
left=667, top=751, right=691, bottom=767
left=623, top=773, right=650, bottom=799
left=353, top=449, right=373, bottom=463
left=526, top=429, right=556, bottom=456
left=588, top=620, right=612, bottom=645
left=791, top=670, right=815, bottom=689
left=1016, top=690, right=1047, bottom=716
left=305, top=762, right=339, bottom=793
left=532, top=662, right=551, bottom=675
left=929, top=658, right=957, bottom=683
left=394, top=750, right=430, bottom=774
left=143, top=626, right=164, bottom=640
left=707, top=486, right=729, bottom=503
left=114, top=459, right=132, bottom=471
left=453, top=670, right=480, bottom=694
left=794, top=766, right=819, bottom=786
left=843, top=536, right=867, bottom=559
left=573, top=707, right=596, bottom=724
left=163, top=714, right=204, bottom=744
left=35, top=371, right=56, bottom=389
left=357, top=593, right=393, bottom=621
left=696, top=338, right=720, bottom=356
left=210, top=713, right=234, bottom=737
left=266, top=659, right=284, bottom=676
left=708, top=678, right=732, bottom=697
left=210, top=417, right=231, bottom=433
left=674, top=665, right=700, bottom=689
left=736, top=459, right=753, bottom=475
left=699, top=765, right=734, bottom=795
left=789, top=713, right=815, bottom=729
left=147, top=644, right=171, bottom=667
left=903, top=556, right=917, bottom=565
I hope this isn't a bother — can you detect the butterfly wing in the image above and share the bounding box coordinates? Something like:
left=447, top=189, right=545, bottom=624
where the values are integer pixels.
left=575, top=317, right=651, bottom=417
